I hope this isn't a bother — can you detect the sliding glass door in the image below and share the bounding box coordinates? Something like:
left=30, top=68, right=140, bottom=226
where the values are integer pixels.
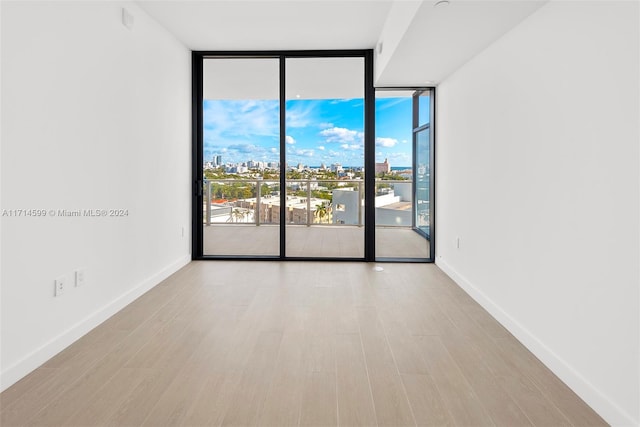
left=201, top=57, right=281, bottom=257
left=284, top=57, right=365, bottom=258
left=192, top=51, right=434, bottom=261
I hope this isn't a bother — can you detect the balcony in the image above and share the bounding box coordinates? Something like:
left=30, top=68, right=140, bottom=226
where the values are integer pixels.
left=202, top=178, right=430, bottom=259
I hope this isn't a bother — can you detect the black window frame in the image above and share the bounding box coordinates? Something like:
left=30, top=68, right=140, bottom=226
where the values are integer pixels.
left=192, top=50, right=435, bottom=263
left=373, top=87, right=436, bottom=262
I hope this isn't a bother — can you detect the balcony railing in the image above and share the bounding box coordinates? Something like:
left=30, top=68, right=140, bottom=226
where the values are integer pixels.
left=203, top=178, right=418, bottom=227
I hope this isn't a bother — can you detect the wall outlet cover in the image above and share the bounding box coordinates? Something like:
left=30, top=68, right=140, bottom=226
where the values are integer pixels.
left=75, top=269, right=85, bottom=287
left=54, top=276, right=67, bottom=297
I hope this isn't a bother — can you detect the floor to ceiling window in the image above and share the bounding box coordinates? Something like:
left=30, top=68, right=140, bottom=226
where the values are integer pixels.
left=415, top=90, right=433, bottom=242
left=192, top=51, right=434, bottom=262
left=200, top=57, right=281, bottom=257
left=374, top=89, right=434, bottom=261
left=284, top=57, right=365, bottom=258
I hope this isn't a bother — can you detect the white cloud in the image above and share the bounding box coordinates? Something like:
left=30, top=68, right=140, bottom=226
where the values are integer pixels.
left=285, top=135, right=296, bottom=145
left=340, top=143, right=362, bottom=151
left=320, top=127, right=364, bottom=144
left=295, top=149, right=315, bottom=157
left=204, top=100, right=279, bottom=140
left=286, top=102, right=315, bottom=128
left=228, top=143, right=262, bottom=154
left=317, top=145, right=325, bottom=151
left=270, top=147, right=278, bottom=153
left=376, top=137, right=398, bottom=148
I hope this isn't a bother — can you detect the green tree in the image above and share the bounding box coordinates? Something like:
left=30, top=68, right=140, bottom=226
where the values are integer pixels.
left=286, top=170, right=303, bottom=180
left=314, top=202, right=332, bottom=224
left=228, top=208, right=246, bottom=223
left=260, top=183, right=271, bottom=197
left=312, top=190, right=332, bottom=201
left=241, top=187, right=252, bottom=199
left=376, top=171, right=409, bottom=181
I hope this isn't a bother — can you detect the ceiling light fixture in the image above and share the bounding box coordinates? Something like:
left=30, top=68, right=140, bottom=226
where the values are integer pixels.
left=434, top=0, right=450, bottom=7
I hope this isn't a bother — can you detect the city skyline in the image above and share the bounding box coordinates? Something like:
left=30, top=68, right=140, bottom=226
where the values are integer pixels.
left=204, top=96, right=421, bottom=167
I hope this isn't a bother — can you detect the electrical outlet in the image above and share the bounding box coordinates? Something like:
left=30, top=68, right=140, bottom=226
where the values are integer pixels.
left=75, top=269, right=86, bottom=287
left=122, top=8, right=134, bottom=30
left=54, top=275, right=67, bottom=297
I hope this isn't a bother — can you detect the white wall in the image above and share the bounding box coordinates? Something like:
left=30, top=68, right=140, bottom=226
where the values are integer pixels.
left=374, top=0, right=422, bottom=83
left=436, top=1, right=639, bottom=425
left=0, top=1, right=192, bottom=390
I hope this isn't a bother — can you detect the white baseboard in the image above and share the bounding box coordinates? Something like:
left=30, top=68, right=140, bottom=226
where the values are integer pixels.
left=436, top=256, right=638, bottom=427
left=0, top=254, right=191, bottom=392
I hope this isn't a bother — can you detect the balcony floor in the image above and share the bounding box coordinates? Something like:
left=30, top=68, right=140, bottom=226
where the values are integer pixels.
left=203, top=225, right=430, bottom=259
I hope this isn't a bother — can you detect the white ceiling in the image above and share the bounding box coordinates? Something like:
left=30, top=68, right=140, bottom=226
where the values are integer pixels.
left=136, top=0, right=547, bottom=86
left=375, top=0, right=548, bottom=85
left=135, top=0, right=393, bottom=51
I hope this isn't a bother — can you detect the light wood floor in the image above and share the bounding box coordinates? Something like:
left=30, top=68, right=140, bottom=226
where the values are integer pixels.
left=1, top=262, right=605, bottom=427
left=204, top=225, right=430, bottom=259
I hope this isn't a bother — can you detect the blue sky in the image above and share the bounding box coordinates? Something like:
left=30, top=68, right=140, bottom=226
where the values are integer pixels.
left=203, top=96, right=416, bottom=167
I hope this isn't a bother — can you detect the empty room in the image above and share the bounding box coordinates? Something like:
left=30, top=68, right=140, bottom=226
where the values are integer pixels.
left=1, top=0, right=638, bottom=426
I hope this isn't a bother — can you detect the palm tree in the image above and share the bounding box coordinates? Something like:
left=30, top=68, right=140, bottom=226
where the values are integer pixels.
left=314, top=202, right=332, bottom=224
left=228, top=207, right=246, bottom=223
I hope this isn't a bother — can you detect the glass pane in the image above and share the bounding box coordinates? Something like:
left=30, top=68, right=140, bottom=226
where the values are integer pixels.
left=202, top=58, right=280, bottom=256
left=416, top=127, right=430, bottom=237
left=284, top=57, right=364, bottom=258
left=418, top=91, right=431, bottom=127
left=374, top=90, right=429, bottom=259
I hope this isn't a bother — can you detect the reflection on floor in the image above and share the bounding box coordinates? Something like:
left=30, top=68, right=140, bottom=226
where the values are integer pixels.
left=203, top=225, right=430, bottom=259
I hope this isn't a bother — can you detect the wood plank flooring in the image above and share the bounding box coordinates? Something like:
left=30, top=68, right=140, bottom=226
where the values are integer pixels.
left=0, top=261, right=605, bottom=426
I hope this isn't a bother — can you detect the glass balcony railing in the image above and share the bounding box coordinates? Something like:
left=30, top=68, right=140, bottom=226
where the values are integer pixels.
left=203, top=178, right=419, bottom=227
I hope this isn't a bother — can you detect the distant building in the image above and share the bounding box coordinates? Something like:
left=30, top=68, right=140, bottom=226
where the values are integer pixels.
left=289, top=180, right=319, bottom=191
left=330, top=163, right=343, bottom=173
left=235, top=195, right=326, bottom=225
left=332, top=188, right=362, bottom=225
left=226, top=165, right=248, bottom=174
left=247, top=160, right=266, bottom=169
left=375, top=158, right=390, bottom=174
left=330, top=185, right=414, bottom=227
left=213, top=155, right=222, bottom=166
left=393, top=182, right=412, bottom=201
